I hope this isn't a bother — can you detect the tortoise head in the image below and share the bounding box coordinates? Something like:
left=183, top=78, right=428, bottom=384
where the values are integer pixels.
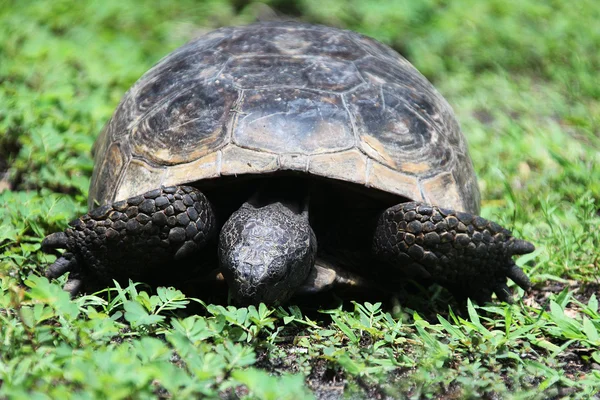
left=218, top=200, right=317, bottom=305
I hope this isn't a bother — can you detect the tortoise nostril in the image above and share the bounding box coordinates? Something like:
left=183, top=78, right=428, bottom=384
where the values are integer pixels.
left=239, top=265, right=254, bottom=282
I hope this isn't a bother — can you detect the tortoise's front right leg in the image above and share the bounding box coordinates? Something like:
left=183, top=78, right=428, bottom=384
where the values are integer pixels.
left=42, top=186, right=217, bottom=296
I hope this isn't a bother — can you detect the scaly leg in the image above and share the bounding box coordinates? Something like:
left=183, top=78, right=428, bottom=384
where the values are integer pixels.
left=42, top=186, right=217, bottom=296
left=372, top=202, right=534, bottom=303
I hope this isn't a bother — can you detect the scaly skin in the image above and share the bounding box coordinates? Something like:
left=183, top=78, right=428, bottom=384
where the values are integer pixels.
left=373, top=202, right=534, bottom=303
left=218, top=202, right=317, bottom=305
left=42, top=186, right=216, bottom=296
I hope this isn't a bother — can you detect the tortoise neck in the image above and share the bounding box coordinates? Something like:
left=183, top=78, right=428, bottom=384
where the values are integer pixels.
left=246, top=176, right=310, bottom=217
left=218, top=177, right=317, bottom=304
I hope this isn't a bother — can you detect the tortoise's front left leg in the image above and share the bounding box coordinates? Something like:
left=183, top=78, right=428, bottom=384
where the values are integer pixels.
left=42, top=186, right=217, bottom=296
left=372, top=202, right=534, bottom=303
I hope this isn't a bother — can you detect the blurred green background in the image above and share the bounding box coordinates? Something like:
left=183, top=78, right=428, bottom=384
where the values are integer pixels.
left=1, top=1, right=599, bottom=398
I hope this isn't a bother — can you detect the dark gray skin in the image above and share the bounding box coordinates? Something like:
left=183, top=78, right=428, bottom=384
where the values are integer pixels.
left=219, top=202, right=317, bottom=304
left=43, top=184, right=533, bottom=305
left=372, top=202, right=533, bottom=303
left=43, top=186, right=218, bottom=295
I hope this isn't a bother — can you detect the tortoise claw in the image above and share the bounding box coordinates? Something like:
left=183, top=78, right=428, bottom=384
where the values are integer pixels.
left=42, top=232, right=68, bottom=251
left=174, top=241, right=199, bottom=260
left=494, top=283, right=513, bottom=303
left=506, top=262, right=531, bottom=290
left=63, top=278, right=84, bottom=298
left=509, top=239, right=535, bottom=256
left=46, top=253, right=77, bottom=279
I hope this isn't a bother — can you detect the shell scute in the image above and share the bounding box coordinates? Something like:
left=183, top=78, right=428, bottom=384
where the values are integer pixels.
left=346, top=85, right=451, bottom=173
left=223, top=56, right=363, bottom=92
left=108, top=50, right=230, bottom=141
left=131, top=79, right=239, bottom=165
left=135, top=51, right=230, bottom=113
left=223, top=24, right=366, bottom=60
left=88, top=142, right=126, bottom=208
left=354, top=56, right=440, bottom=105
left=233, top=89, right=354, bottom=155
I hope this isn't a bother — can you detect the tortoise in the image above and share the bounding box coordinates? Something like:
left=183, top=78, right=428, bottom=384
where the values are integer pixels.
left=42, top=22, right=534, bottom=305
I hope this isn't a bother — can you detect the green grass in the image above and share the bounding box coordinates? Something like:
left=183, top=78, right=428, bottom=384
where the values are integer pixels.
left=1, top=0, right=599, bottom=398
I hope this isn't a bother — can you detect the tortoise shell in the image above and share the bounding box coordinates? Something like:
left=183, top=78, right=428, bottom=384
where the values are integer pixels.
left=89, top=22, right=480, bottom=214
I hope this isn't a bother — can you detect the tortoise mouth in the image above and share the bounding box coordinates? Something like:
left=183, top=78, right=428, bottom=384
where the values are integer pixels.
left=228, top=281, right=295, bottom=305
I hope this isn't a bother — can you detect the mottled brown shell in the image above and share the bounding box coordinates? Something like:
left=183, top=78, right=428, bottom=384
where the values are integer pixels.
left=90, top=22, right=480, bottom=214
